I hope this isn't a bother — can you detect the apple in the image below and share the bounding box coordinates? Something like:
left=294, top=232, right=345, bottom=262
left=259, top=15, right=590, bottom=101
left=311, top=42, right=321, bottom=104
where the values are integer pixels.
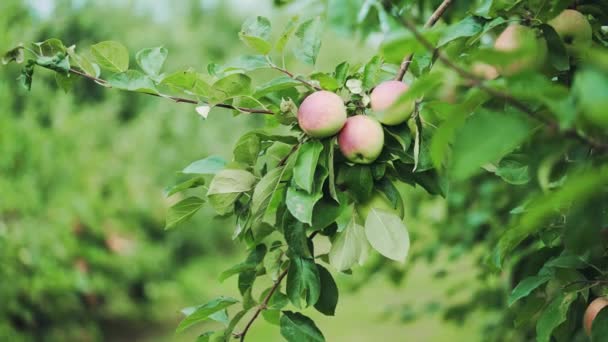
left=297, top=90, right=347, bottom=138
left=338, top=115, right=384, bottom=164
left=357, top=191, right=404, bottom=221
left=370, top=80, right=413, bottom=126
left=494, top=24, right=546, bottom=76
left=584, top=297, right=608, bottom=336
left=548, top=9, right=592, bottom=55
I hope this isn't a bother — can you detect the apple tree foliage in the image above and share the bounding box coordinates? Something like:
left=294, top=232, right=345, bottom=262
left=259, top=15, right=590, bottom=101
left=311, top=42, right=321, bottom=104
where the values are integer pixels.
left=3, top=0, right=608, bottom=340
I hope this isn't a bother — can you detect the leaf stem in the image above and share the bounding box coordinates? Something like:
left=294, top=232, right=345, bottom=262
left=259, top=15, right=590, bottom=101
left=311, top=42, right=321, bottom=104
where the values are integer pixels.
left=397, top=17, right=608, bottom=152
left=394, top=0, right=453, bottom=81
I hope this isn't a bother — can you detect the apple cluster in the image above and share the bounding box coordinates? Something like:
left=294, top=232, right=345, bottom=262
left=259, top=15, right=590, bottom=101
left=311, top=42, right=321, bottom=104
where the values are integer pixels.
left=296, top=9, right=592, bottom=165
left=297, top=80, right=411, bottom=165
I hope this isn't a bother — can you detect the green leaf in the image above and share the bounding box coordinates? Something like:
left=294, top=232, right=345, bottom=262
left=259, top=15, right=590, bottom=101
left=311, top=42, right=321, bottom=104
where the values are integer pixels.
left=284, top=220, right=312, bottom=258
left=233, top=132, right=261, bottom=166
left=293, top=141, right=323, bottom=193
left=450, top=109, right=533, bottom=180
left=334, top=62, right=349, bottom=86
left=540, top=24, right=569, bottom=72
left=293, top=17, right=323, bottom=65
left=210, top=73, right=252, bottom=103
left=314, top=265, right=338, bottom=316
left=255, top=76, right=301, bottom=97
left=362, top=55, right=382, bottom=89
left=218, top=262, right=257, bottom=282
left=207, top=169, right=256, bottom=215
left=18, top=60, right=35, bottom=91
left=286, top=256, right=321, bottom=308
left=276, top=16, right=299, bottom=54
left=176, top=296, right=239, bottom=332
left=326, top=139, right=339, bottom=202
left=207, top=169, right=257, bottom=194
left=536, top=293, right=577, bottom=342
left=508, top=273, right=553, bottom=306
left=311, top=197, right=348, bottom=231
left=66, top=48, right=99, bottom=77
left=165, top=196, right=205, bottom=230
left=218, top=55, right=269, bottom=74
left=329, top=215, right=369, bottom=271
left=381, top=27, right=443, bottom=63
left=544, top=255, right=588, bottom=269
left=91, top=41, right=129, bottom=73
left=494, top=158, right=530, bottom=185
left=34, top=38, right=66, bottom=56
left=337, top=165, right=373, bottom=203
left=286, top=186, right=322, bottom=226
left=55, top=73, right=73, bottom=93
left=310, top=72, right=340, bottom=91
left=264, top=248, right=283, bottom=281
left=262, top=185, right=286, bottom=226
left=573, top=68, right=608, bottom=128
left=35, top=53, right=70, bottom=73
left=183, top=156, right=226, bottom=174
left=108, top=70, right=157, bottom=94
left=238, top=245, right=267, bottom=295
left=136, top=46, right=168, bottom=77
left=438, top=16, right=484, bottom=47
left=161, top=70, right=199, bottom=91
left=164, top=176, right=205, bottom=197
left=239, top=16, right=272, bottom=54
left=591, top=308, right=608, bottom=341
left=364, top=208, right=409, bottom=262
left=252, top=165, right=291, bottom=216
left=280, top=311, right=325, bottom=342
left=493, top=166, right=608, bottom=268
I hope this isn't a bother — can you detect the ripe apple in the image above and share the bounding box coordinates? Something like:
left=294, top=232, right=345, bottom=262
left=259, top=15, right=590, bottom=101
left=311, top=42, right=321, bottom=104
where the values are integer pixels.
left=584, top=297, right=608, bottom=336
left=338, top=115, right=384, bottom=164
left=548, top=9, right=592, bottom=55
left=297, top=90, right=347, bottom=138
left=356, top=191, right=404, bottom=222
left=494, top=24, right=546, bottom=76
left=370, top=80, right=413, bottom=126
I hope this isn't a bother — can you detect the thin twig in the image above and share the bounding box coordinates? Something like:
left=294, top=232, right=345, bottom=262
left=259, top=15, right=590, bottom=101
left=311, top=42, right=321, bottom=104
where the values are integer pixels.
left=398, top=18, right=608, bottom=152
left=236, top=267, right=289, bottom=341
left=67, top=67, right=274, bottom=114
left=235, top=231, right=319, bottom=341
left=395, top=0, right=453, bottom=81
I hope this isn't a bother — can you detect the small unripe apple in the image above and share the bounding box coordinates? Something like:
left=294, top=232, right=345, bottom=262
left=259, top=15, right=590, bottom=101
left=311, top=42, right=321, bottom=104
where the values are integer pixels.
left=297, top=91, right=347, bottom=138
left=357, top=191, right=404, bottom=221
left=494, top=24, right=546, bottom=76
left=370, top=80, right=413, bottom=126
left=584, top=297, right=608, bottom=336
left=548, top=9, right=592, bottom=55
left=338, top=115, right=384, bottom=164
